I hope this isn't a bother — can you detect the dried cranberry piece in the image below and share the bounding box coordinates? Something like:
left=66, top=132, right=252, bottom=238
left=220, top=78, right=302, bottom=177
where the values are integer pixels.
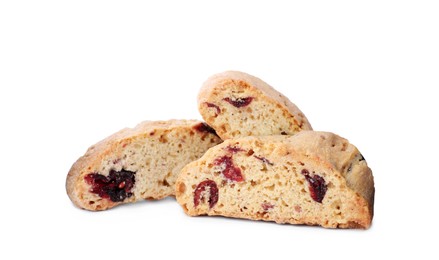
left=261, top=203, right=274, bottom=211
left=84, top=169, right=136, bottom=202
left=213, top=156, right=244, bottom=182
left=223, top=97, right=253, bottom=108
left=194, top=180, right=219, bottom=208
left=301, top=169, right=327, bottom=203
left=193, top=122, right=218, bottom=136
left=225, top=146, right=245, bottom=154
left=204, top=102, right=221, bottom=115
left=254, top=155, right=274, bottom=165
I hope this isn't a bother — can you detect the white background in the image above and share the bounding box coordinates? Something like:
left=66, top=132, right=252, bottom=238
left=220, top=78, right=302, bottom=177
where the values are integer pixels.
left=1, top=1, right=438, bottom=259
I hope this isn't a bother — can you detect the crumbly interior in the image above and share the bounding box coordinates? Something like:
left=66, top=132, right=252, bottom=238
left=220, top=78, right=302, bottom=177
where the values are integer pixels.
left=198, top=71, right=312, bottom=140
left=176, top=132, right=374, bottom=229
left=68, top=120, right=222, bottom=211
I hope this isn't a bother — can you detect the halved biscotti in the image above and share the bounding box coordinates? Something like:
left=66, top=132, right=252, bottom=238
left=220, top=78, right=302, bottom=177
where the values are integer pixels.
left=176, top=131, right=374, bottom=229
left=198, top=71, right=312, bottom=140
left=66, top=120, right=222, bottom=211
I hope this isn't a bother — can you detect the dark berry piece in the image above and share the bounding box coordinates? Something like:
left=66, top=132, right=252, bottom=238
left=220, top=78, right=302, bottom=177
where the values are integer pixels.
left=359, top=153, right=366, bottom=161
left=193, top=122, right=218, bottom=136
left=301, top=169, right=327, bottom=203
left=213, top=156, right=244, bottom=182
left=225, top=145, right=245, bottom=154
left=194, top=180, right=219, bottom=208
left=223, top=97, right=253, bottom=108
left=205, top=102, right=221, bottom=115
left=254, top=155, right=274, bottom=166
left=113, top=158, right=121, bottom=164
left=261, top=203, right=274, bottom=211
left=84, top=169, right=136, bottom=202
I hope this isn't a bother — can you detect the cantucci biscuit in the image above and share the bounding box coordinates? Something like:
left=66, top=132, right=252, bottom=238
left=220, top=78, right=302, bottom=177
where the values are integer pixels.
left=176, top=131, right=374, bottom=229
left=198, top=71, right=312, bottom=140
left=67, top=120, right=222, bottom=211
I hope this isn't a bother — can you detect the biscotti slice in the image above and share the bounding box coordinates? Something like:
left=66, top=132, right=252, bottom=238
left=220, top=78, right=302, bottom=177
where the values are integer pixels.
left=66, top=120, right=222, bottom=211
left=176, top=131, right=374, bottom=229
left=198, top=71, right=312, bottom=140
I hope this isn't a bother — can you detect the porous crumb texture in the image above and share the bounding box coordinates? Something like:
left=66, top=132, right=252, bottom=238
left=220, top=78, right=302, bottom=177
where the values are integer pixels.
left=198, top=71, right=312, bottom=140
left=66, top=120, right=222, bottom=211
left=176, top=131, right=374, bottom=229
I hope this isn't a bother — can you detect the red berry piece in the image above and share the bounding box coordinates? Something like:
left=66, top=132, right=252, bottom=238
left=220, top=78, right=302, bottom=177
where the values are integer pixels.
left=223, top=97, right=253, bottom=108
left=225, top=145, right=245, bottom=154
left=193, top=122, right=218, bottom=136
left=194, top=180, right=219, bottom=208
left=254, top=155, right=274, bottom=166
left=301, top=169, right=327, bottom=203
left=204, top=102, right=221, bottom=115
left=84, top=169, right=136, bottom=202
left=261, top=203, right=274, bottom=211
left=213, top=156, right=244, bottom=182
